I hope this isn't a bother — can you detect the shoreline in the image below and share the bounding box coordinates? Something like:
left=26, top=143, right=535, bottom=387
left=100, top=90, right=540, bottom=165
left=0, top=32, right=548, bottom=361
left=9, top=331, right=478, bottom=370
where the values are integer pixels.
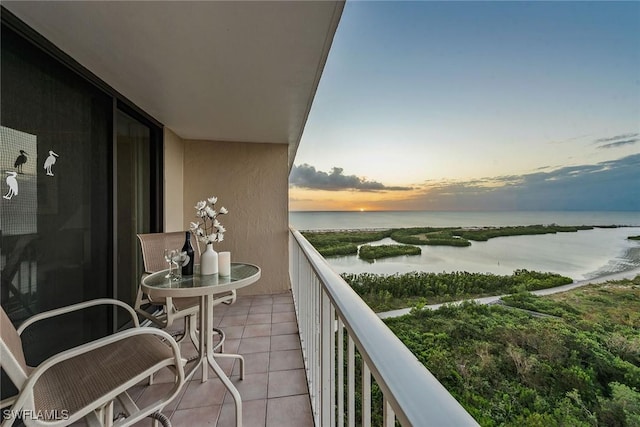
left=535, top=266, right=640, bottom=295
left=294, top=224, right=640, bottom=233
left=377, top=268, right=640, bottom=319
left=291, top=210, right=640, bottom=233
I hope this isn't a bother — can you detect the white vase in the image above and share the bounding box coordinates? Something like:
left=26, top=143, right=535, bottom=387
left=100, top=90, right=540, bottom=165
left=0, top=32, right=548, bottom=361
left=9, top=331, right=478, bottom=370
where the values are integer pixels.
left=200, top=243, right=218, bottom=275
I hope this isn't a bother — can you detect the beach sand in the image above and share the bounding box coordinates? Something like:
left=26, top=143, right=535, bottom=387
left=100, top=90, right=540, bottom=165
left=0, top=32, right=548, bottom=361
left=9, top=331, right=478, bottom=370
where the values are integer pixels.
left=532, top=267, right=640, bottom=296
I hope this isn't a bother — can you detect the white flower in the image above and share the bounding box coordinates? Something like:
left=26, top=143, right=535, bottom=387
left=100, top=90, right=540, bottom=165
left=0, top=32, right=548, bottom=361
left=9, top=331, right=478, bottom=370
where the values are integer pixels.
left=192, top=195, right=228, bottom=246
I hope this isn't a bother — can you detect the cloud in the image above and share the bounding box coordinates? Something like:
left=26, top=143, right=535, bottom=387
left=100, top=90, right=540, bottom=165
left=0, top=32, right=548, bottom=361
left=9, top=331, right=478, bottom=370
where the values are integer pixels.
left=597, top=139, right=640, bottom=149
left=594, top=133, right=639, bottom=149
left=394, top=154, right=640, bottom=211
left=595, top=133, right=639, bottom=143
left=291, top=155, right=639, bottom=211
left=290, top=164, right=412, bottom=192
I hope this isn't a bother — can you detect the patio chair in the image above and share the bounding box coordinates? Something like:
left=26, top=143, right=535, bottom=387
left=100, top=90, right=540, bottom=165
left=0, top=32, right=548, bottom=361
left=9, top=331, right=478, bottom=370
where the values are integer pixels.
left=134, top=232, right=235, bottom=351
left=0, top=299, right=185, bottom=427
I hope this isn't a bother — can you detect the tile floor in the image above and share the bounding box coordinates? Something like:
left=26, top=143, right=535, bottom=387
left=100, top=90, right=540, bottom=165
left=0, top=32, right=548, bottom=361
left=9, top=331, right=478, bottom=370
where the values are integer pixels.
left=130, top=292, right=314, bottom=427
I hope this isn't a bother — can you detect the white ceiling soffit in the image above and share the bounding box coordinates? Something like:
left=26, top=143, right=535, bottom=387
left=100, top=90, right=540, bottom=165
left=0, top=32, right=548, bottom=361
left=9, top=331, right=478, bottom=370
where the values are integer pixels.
left=3, top=1, right=344, bottom=167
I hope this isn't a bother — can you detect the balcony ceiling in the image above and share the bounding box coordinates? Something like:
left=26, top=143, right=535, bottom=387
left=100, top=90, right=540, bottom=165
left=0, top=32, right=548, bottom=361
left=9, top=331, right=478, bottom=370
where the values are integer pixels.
left=2, top=1, right=343, bottom=167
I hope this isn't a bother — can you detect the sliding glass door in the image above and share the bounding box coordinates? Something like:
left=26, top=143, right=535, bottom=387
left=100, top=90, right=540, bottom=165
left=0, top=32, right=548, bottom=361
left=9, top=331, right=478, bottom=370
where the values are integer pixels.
left=116, top=110, right=153, bottom=316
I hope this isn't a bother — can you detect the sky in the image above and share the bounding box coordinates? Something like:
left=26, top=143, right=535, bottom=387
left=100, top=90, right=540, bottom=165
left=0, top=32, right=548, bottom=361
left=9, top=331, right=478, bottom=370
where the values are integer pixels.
left=288, top=1, right=640, bottom=212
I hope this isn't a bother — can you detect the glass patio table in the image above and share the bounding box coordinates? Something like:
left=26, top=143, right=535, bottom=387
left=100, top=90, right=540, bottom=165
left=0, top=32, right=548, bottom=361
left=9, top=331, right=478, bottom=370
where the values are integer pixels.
left=141, top=263, right=261, bottom=427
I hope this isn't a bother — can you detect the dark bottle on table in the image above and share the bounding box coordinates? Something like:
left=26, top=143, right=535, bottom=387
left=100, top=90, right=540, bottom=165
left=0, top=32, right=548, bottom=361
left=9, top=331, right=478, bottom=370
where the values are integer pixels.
left=181, top=231, right=195, bottom=276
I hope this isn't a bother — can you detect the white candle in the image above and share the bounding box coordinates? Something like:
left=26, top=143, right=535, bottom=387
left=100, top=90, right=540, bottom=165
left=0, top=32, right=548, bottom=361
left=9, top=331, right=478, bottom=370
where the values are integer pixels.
left=219, top=251, right=231, bottom=277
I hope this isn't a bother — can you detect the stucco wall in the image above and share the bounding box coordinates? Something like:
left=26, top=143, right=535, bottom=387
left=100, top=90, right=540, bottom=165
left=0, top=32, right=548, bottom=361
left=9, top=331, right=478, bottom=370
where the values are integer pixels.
left=163, top=128, right=184, bottom=231
left=182, top=140, right=290, bottom=295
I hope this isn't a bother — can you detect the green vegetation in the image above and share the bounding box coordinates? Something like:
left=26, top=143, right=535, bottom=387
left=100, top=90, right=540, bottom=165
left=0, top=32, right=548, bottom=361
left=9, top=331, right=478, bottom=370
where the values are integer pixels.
left=302, top=224, right=611, bottom=255
left=383, top=277, right=640, bottom=426
left=453, top=224, right=594, bottom=241
left=358, top=244, right=421, bottom=260
left=342, top=270, right=573, bottom=312
left=391, top=227, right=472, bottom=246
left=391, top=224, right=595, bottom=246
left=629, top=235, right=640, bottom=241
left=301, top=230, right=392, bottom=257
left=315, top=242, right=359, bottom=257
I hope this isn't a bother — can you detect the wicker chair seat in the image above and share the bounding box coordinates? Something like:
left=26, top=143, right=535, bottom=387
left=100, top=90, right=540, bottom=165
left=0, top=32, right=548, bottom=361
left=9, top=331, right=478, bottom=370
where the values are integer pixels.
left=33, top=334, right=174, bottom=418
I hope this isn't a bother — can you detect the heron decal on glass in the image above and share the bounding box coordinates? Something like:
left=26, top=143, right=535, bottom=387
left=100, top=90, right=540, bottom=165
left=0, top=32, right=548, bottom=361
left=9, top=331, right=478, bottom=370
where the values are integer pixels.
left=14, top=150, right=28, bottom=174
left=44, top=150, right=59, bottom=176
left=4, top=171, right=18, bottom=200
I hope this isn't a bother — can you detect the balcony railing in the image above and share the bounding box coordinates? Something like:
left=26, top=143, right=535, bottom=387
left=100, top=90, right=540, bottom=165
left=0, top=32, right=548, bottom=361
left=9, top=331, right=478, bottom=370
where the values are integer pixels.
left=289, top=228, right=479, bottom=427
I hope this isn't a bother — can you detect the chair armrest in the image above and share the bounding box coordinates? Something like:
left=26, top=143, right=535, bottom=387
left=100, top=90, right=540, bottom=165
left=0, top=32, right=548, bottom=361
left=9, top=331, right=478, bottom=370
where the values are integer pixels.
left=8, top=328, right=184, bottom=425
left=0, top=396, right=17, bottom=410
left=17, top=299, right=139, bottom=335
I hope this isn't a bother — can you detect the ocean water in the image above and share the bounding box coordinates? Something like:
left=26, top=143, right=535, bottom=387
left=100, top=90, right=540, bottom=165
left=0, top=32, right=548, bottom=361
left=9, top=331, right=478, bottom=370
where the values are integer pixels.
left=289, top=211, right=640, bottom=281
left=290, top=211, right=640, bottom=231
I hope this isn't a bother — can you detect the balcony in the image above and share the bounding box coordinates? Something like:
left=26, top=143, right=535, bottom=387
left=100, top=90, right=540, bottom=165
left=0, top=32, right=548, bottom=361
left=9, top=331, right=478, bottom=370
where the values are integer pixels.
left=121, top=292, right=313, bottom=427
left=113, top=230, right=477, bottom=427
left=0, top=3, right=477, bottom=424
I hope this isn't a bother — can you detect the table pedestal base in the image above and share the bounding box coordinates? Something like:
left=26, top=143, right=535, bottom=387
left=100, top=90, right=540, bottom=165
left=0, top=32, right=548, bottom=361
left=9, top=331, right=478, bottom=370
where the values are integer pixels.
left=182, top=294, right=246, bottom=427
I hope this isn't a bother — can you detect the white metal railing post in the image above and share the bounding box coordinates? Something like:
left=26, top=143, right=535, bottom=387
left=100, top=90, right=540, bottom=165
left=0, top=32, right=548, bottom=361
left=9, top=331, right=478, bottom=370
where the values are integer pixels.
left=314, top=275, right=321, bottom=421
left=321, top=291, right=332, bottom=423
left=329, top=304, right=336, bottom=427
left=348, top=336, right=355, bottom=427
left=338, top=319, right=345, bottom=427
left=311, top=274, right=319, bottom=424
left=383, top=398, right=395, bottom=426
left=363, top=364, right=371, bottom=427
